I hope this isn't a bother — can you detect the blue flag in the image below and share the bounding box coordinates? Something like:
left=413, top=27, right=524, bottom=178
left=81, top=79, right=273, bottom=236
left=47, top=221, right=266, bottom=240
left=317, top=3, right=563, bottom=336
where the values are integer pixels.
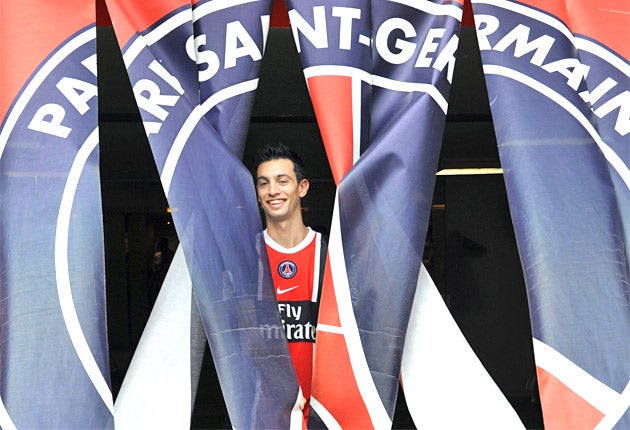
left=104, top=0, right=303, bottom=427
left=471, top=0, right=630, bottom=427
left=284, top=0, right=464, bottom=426
left=0, top=1, right=113, bottom=428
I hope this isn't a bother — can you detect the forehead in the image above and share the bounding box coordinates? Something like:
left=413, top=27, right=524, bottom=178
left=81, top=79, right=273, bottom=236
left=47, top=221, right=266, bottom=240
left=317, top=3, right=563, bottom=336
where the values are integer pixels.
left=256, top=158, right=296, bottom=179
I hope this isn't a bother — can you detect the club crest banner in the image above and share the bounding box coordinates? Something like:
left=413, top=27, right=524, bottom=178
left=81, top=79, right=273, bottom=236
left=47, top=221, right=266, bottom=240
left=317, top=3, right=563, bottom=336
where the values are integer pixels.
left=282, top=0, right=485, bottom=427
left=104, top=0, right=303, bottom=428
left=470, top=0, right=630, bottom=427
left=0, top=1, right=113, bottom=428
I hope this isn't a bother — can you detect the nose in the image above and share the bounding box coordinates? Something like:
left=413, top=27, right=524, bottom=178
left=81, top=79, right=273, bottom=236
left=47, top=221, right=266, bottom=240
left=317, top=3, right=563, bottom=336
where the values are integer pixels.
left=268, top=180, right=279, bottom=195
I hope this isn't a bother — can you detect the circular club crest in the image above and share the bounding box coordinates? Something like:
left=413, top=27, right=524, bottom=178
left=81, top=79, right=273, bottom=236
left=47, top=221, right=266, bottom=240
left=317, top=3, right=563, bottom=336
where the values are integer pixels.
left=278, top=260, right=297, bottom=279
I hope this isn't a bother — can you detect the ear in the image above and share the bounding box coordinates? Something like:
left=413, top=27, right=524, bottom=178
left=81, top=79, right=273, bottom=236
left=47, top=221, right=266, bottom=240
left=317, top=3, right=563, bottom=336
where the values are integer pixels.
left=298, top=178, right=309, bottom=198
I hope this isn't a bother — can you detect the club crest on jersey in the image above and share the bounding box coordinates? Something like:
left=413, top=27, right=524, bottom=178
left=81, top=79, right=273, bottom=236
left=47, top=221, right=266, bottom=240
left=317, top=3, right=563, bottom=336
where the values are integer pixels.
left=278, top=260, right=297, bottom=279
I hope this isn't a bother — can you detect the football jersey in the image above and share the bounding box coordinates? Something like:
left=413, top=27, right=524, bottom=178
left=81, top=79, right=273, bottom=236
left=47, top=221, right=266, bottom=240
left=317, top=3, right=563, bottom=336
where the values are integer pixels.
left=264, top=227, right=322, bottom=419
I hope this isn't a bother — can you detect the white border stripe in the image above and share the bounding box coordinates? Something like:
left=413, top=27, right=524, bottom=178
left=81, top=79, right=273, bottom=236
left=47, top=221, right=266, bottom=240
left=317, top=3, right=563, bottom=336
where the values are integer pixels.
left=575, top=37, right=630, bottom=77
left=437, top=167, right=503, bottom=175
left=474, top=0, right=629, bottom=75
left=193, top=0, right=259, bottom=21
left=316, top=323, right=345, bottom=335
left=55, top=128, right=114, bottom=413
left=160, top=79, right=258, bottom=195
left=0, top=28, right=96, bottom=160
left=484, top=64, right=630, bottom=189
left=123, top=9, right=192, bottom=65
left=0, top=396, right=17, bottom=430
left=387, top=0, right=463, bottom=20
left=595, top=381, right=630, bottom=430
left=327, top=196, right=392, bottom=428
left=474, top=0, right=575, bottom=43
left=304, top=66, right=369, bottom=90
left=311, top=233, right=322, bottom=302
left=533, top=339, right=624, bottom=416
left=304, top=65, right=449, bottom=114
left=373, top=74, right=449, bottom=113
left=352, top=73, right=363, bottom=165
left=124, top=0, right=266, bottom=65
left=289, top=387, right=305, bottom=430
left=114, top=246, right=194, bottom=428
left=402, top=265, right=524, bottom=428
left=311, top=396, right=342, bottom=430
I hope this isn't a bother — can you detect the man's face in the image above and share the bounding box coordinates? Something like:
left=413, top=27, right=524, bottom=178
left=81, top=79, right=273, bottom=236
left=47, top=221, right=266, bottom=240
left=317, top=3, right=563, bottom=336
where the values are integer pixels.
left=256, top=158, right=308, bottom=223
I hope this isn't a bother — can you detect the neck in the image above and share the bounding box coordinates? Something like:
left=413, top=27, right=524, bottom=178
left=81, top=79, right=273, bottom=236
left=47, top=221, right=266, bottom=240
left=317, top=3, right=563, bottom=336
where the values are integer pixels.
left=265, top=218, right=309, bottom=248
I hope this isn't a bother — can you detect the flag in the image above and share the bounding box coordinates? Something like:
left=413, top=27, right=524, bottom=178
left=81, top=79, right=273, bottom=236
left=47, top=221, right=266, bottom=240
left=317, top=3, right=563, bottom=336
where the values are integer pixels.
left=400, top=264, right=524, bottom=428
left=104, top=0, right=303, bottom=427
left=470, top=0, right=630, bottom=427
left=283, top=0, right=500, bottom=426
left=0, top=0, right=113, bottom=428
left=113, top=246, right=206, bottom=428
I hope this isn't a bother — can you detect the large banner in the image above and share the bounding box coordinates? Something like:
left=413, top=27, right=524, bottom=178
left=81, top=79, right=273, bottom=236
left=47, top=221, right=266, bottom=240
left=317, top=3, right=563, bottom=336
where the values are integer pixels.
left=283, top=0, right=521, bottom=427
left=470, top=0, right=630, bottom=428
left=104, top=0, right=302, bottom=428
left=0, top=1, right=114, bottom=429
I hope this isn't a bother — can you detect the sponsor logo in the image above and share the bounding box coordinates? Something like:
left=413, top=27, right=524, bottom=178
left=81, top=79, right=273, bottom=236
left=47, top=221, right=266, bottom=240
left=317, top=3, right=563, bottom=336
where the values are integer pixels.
left=278, top=302, right=316, bottom=342
left=278, top=260, right=297, bottom=279
left=259, top=302, right=316, bottom=342
left=276, top=285, right=300, bottom=295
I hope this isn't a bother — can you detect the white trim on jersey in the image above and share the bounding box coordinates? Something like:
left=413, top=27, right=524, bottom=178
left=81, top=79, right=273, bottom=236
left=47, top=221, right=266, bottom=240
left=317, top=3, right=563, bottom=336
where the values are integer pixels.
left=311, top=233, right=322, bottom=303
left=264, top=228, right=323, bottom=303
left=264, top=227, right=317, bottom=253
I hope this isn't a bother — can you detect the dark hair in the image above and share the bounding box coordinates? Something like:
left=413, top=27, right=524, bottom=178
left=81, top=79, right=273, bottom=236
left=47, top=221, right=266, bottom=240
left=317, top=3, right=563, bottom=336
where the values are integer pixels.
left=255, top=143, right=307, bottom=182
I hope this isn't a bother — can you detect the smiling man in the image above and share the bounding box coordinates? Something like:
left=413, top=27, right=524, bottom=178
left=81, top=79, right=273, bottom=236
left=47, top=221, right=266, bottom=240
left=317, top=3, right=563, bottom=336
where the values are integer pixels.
left=255, top=143, right=327, bottom=422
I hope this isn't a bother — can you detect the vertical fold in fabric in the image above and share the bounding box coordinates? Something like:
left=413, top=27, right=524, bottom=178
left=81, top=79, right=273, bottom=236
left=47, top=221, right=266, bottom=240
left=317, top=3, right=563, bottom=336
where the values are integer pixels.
left=104, top=0, right=302, bottom=428
left=400, top=264, right=525, bottom=428
left=470, top=0, right=630, bottom=428
left=284, top=0, right=467, bottom=427
left=114, top=247, right=203, bottom=428
left=0, top=1, right=114, bottom=428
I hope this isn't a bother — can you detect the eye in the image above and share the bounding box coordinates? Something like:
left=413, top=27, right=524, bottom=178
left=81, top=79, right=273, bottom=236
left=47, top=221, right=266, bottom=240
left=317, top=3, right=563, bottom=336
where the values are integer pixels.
left=279, top=179, right=289, bottom=185
left=257, top=180, right=268, bottom=187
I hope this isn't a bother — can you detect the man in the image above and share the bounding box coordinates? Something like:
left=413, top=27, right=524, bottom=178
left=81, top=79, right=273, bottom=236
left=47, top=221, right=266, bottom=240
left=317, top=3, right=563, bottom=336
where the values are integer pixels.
left=254, top=143, right=326, bottom=422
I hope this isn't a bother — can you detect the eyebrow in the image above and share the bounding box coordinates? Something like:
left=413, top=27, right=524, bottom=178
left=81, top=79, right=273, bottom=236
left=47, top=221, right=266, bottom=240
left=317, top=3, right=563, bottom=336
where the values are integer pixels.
left=256, top=173, right=292, bottom=182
